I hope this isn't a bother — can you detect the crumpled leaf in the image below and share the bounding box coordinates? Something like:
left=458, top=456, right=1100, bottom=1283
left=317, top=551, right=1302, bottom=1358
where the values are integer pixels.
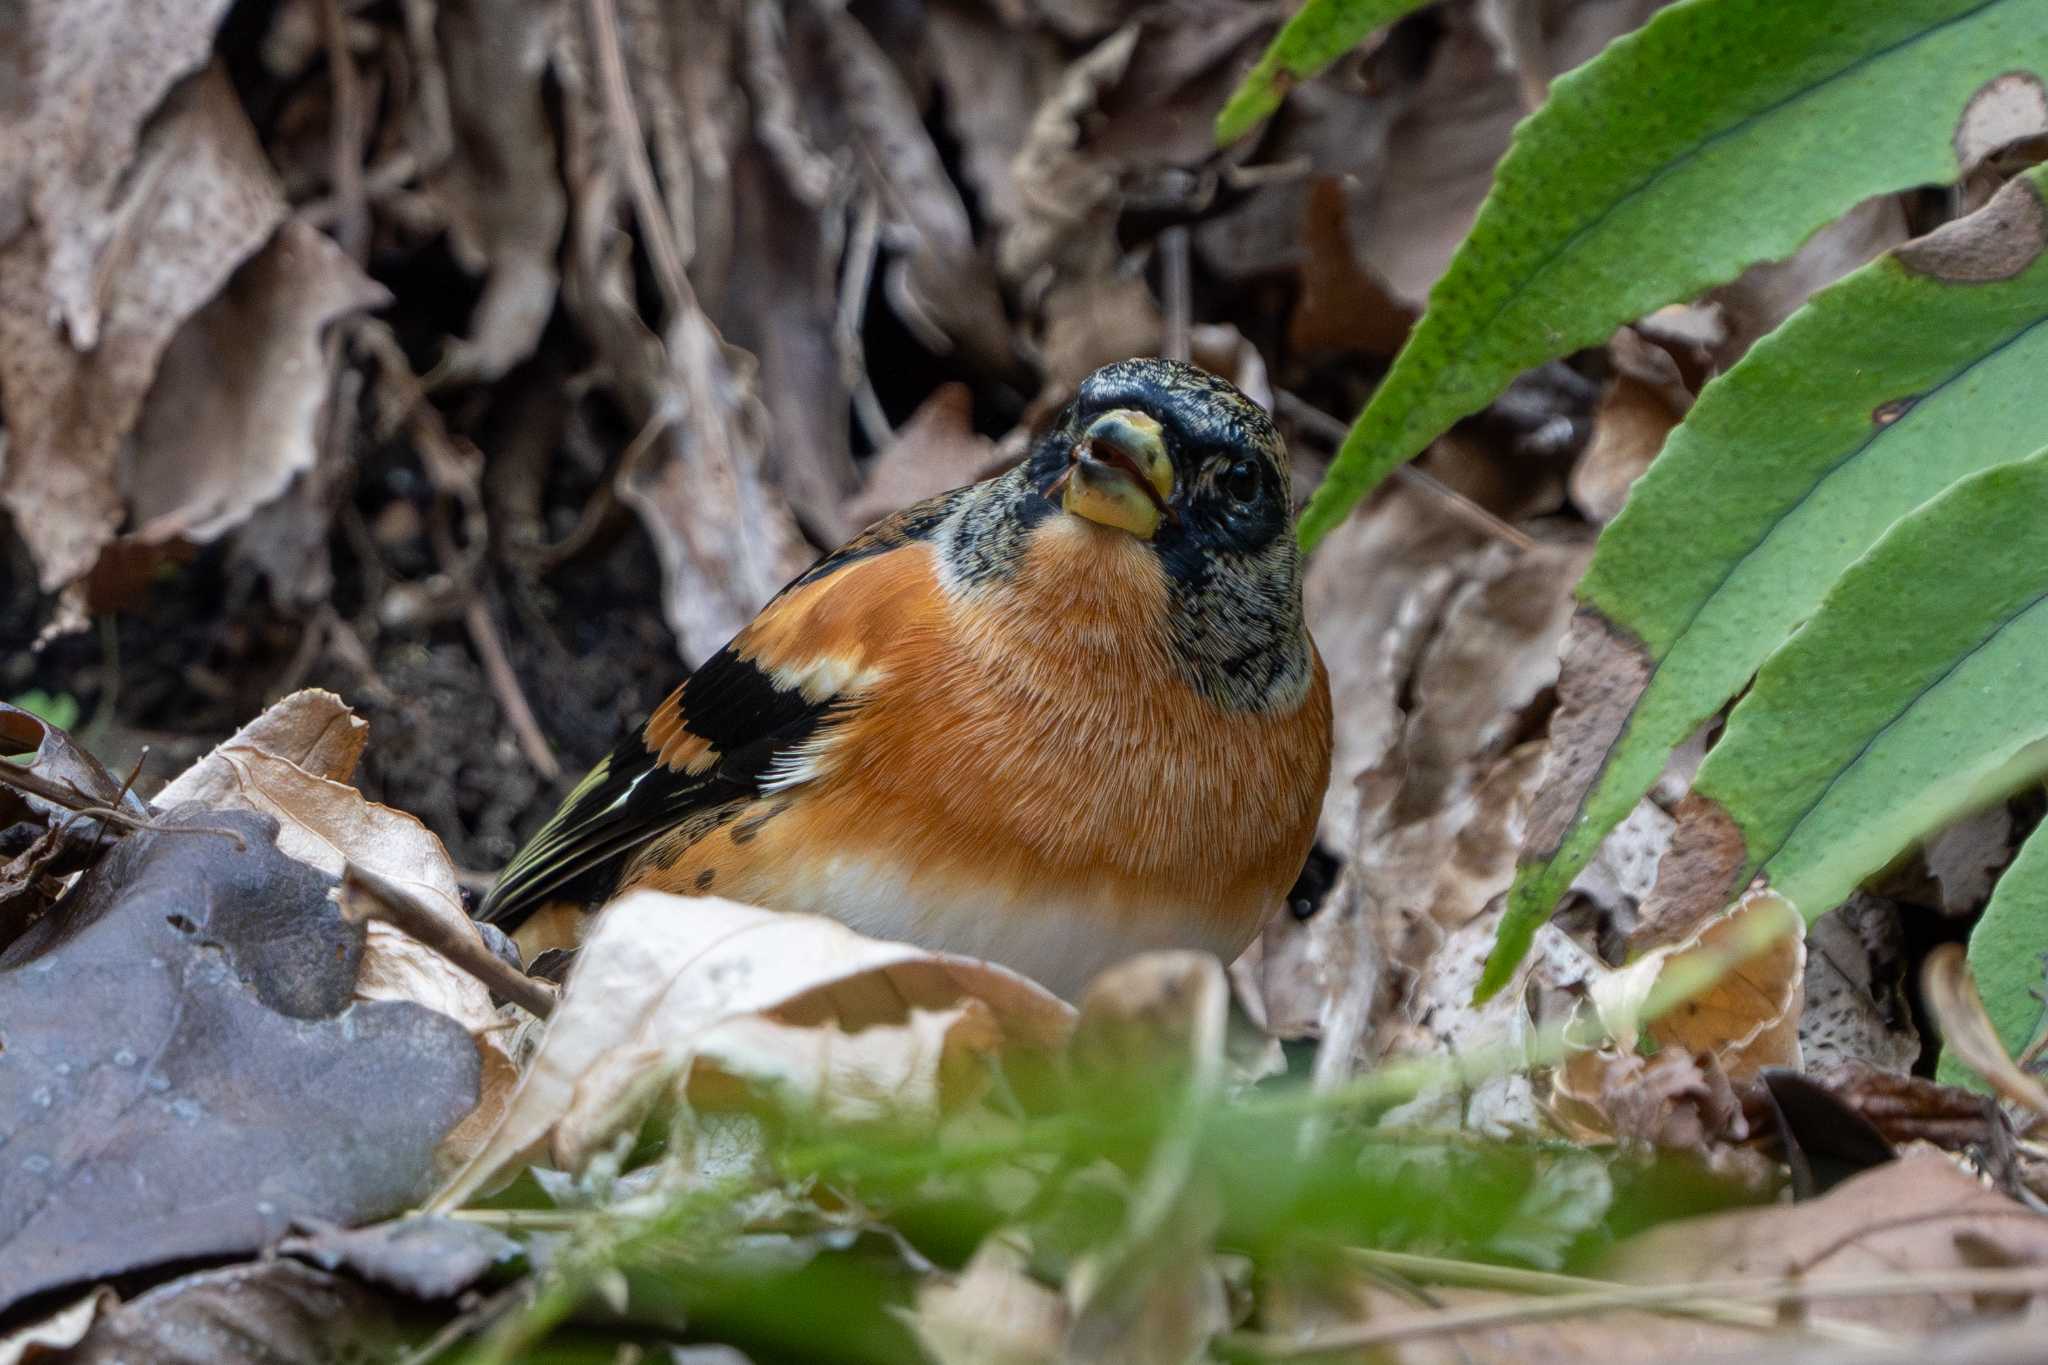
left=910, top=1234, right=1067, bottom=1365
left=66, top=1260, right=404, bottom=1365
left=0, top=1288, right=116, bottom=1365
left=834, top=382, right=999, bottom=542
left=432, top=892, right=1075, bottom=1209
left=156, top=688, right=514, bottom=1165
left=0, top=699, right=147, bottom=829
left=1613, top=1151, right=2048, bottom=1335
left=0, top=811, right=479, bottom=1312
left=1800, top=894, right=1919, bottom=1076
left=616, top=302, right=816, bottom=664
left=431, top=0, right=565, bottom=382
left=153, top=686, right=367, bottom=803
left=1583, top=888, right=1805, bottom=1083
left=1925, top=943, right=2048, bottom=1122
left=278, top=1214, right=520, bottom=1301
left=0, top=63, right=286, bottom=590
left=121, top=219, right=389, bottom=545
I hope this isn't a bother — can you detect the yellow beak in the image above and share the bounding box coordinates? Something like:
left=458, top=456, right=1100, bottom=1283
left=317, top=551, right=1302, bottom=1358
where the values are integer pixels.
left=1060, top=410, right=1175, bottom=539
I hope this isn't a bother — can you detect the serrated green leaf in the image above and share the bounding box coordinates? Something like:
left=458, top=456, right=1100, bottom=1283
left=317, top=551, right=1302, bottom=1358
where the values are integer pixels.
left=1633, top=448, right=2048, bottom=943
left=1479, top=170, right=2048, bottom=998
left=1939, top=817, right=2048, bottom=1091
left=1213, top=0, right=1434, bottom=144
left=1297, top=0, right=2048, bottom=552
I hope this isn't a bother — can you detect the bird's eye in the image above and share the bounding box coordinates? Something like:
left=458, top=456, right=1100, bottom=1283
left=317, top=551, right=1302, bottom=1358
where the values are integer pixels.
left=1220, top=459, right=1261, bottom=505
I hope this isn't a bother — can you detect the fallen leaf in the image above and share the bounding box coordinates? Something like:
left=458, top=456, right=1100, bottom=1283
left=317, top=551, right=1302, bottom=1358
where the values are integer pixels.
left=121, top=219, right=389, bottom=546
left=431, top=0, right=565, bottom=382
left=1586, top=889, right=1805, bottom=1083
left=432, top=892, right=1075, bottom=1209
left=0, top=811, right=479, bottom=1312
left=156, top=689, right=514, bottom=1165
left=1924, top=943, right=2048, bottom=1124
left=0, top=1288, right=116, bottom=1365
left=1613, top=1151, right=2048, bottom=1336
left=153, top=687, right=367, bottom=804
left=66, top=1260, right=403, bottom=1365
left=835, top=383, right=999, bottom=542
left=0, top=64, right=286, bottom=590
left=278, top=1214, right=520, bottom=1301
left=910, top=1234, right=1066, bottom=1365
left=1800, top=894, right=1919, bottom=1076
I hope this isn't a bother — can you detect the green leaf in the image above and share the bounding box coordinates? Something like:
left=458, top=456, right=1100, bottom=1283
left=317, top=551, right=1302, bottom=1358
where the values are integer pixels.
left=1297, top=0, right=2048, bottom=552
left=1939, top=817, right=2048, bottom=1091
left=1618, top=448, right=2048, bottom=946
left=1213, top=0, right=1434, bottom=144
left=1481, top=169, right=2048, bottom=998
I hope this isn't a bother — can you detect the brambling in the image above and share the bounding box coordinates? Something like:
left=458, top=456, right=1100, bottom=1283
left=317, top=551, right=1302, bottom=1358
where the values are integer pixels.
left=479, top=359, right=1332, bottom=998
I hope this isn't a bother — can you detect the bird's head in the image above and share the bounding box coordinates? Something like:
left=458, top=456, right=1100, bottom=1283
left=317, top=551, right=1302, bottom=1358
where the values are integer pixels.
left=978, top=358, right=1313, bottom=712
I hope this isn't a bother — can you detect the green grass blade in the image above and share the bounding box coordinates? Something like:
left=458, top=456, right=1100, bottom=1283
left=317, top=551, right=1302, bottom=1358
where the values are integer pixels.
left=1479, top=170, right=2048, bottom=998
left=1214, top=0, right=1435, bottom=144
left=1637, top=448, right=2048, bottom=942
left=1296, top=0, right=2048, bottom=552
left=1939, top=818, right=2048, bottom=1091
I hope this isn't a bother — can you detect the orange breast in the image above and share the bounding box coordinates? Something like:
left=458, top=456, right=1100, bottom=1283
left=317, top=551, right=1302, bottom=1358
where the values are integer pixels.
left=626, top=520, right=1332, bottom=996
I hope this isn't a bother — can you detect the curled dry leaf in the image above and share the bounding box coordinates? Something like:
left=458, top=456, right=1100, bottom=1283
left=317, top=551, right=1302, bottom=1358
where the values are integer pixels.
left=431, top=892, right=1075, bottom=1209
left=431, top=0, right=565, bottom=383
left=1613, top=1151, right=2048, bottom=1337
left=835, top=382, right=1000, bottom=542
left=157, top=689, right=514, bottom=1164
left=0, top=64, right=286, bottom=590
left=1800, top=895, right=1919, bottom=1076
left=124, top=219, right=390, bottom=545
left=1923, top=943, right=2048, bottom=1124
left=0, top=1288, right=117, bottom=1365
left=911, top=1234, right=1067, bottom=1365
left=1582, top=888, right=1805, bottom=1084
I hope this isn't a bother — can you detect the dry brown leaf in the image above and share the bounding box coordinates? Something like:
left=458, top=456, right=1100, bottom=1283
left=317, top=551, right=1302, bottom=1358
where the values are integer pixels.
left=926, top=2, right=1065, bottom=242
left=2, top=0, right=241, bottom=344
left=431, top=0, right=566, bottom=382
left=1923, top=943, right=2048, bottom=1123
left=431, top=892, right=1076, bottom=1209
left=836, top=383, right=1000, bottom=541
left=0, top=64, right=286, bottom=590
left=910, top=1234, right=1066, bottom=1365
left=1548, top=1042, right=1747, bottom=1154
left=157, top=690, right=514, bottom=1168
left=1613, top=1151, right=2048, bottom=1336
left=999, top=23, right=1139, bottom=286
left=1570, top=353, right=1687, bottom=525
left=1037, top=273, right=1163, bottom=405
left=825, top=8, right=1014, bottom=374
left=1300, top=478, right=1492, bottom=855
left=123, top=220, right=389, bottom=545
left=616, top=301, right=816, bottom=663
left=1588, top=889, right=1805, bottom=1082
left=0, top=1287, right=119, bottom=1365
left=1333, top=1279, right=1752, bottom=1365
left=1288, top=177, right=1415, bottom=362
left=154, top=687, right=367, bottom=803
left=1800, top=895, right=1919, bottom=1076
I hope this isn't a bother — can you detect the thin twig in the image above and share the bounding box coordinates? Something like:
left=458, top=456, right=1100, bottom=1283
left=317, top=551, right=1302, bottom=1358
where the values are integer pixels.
left=584, top=0, right=688, bottom=314
left=318, top=0, right=370, bottom=260
left=1276, top=389, right=1535, bottom=552
left=339, top=860, right=558, bottom=1020
left=1160, top=226, right=1192, bottom=364
left=464, top=597, right=560, bottom=781
left=0, top=763, right=245, bottom=849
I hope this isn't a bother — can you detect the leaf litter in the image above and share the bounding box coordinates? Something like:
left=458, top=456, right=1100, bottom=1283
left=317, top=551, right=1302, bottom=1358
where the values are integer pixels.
left=6, top=0, right=2048, bottom=1359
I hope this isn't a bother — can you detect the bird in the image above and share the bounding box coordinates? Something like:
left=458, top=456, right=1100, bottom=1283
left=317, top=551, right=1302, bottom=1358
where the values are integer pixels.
left=477, top=358, right=1332, bottom=999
